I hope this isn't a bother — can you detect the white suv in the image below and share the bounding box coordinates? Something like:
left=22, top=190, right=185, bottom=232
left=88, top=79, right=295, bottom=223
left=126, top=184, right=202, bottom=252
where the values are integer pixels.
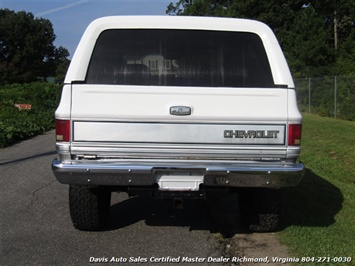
left=52, top=16, right=304, bottom=232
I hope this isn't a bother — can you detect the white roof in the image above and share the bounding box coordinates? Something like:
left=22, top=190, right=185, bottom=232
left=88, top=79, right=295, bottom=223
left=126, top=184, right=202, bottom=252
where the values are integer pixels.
left=65, top=16, right=294, bottom=87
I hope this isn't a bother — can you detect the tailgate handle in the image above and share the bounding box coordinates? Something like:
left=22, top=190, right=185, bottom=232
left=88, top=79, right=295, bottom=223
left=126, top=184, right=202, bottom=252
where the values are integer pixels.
left=170, top=106, right=191, bottom=116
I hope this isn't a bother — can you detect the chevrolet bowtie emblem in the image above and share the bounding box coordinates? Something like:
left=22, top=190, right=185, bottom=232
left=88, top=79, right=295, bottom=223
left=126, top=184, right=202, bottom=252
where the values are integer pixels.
left=170, top=106, right=191, bottom=116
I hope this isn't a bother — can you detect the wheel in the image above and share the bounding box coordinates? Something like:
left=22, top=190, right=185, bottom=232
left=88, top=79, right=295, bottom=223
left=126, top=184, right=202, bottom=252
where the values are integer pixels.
left=69, top=185, right=111, bottom=231
left=238, top=188, right=280, bottom=232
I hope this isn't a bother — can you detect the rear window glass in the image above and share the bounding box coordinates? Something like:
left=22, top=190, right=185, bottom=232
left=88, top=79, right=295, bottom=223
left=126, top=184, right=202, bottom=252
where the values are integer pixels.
left=86, top=29, right=275, bottom=87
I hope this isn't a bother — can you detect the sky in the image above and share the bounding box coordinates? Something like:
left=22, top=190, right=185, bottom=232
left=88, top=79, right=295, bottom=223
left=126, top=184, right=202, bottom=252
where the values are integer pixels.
left=0, top=0, right=174, bottom=58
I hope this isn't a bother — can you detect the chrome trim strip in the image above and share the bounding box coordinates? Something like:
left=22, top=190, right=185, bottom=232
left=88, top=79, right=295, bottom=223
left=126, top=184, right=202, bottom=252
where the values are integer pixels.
left=52, top=159, right=304, bottom=188
left=73, top=122, right=286, bottom=145
left=69, top=142, right=294, bottom=160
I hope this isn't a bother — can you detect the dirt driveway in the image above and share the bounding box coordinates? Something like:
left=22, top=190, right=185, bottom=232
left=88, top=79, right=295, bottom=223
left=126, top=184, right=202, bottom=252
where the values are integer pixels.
left=207, top=192, right=292, bottom=266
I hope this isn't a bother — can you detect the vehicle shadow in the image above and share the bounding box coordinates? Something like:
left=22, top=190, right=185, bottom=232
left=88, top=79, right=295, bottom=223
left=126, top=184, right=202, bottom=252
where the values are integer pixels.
left=0, top=150, right=56, bottom=166
left=107, top=168, right=343, bottom=235
left=108, top=190, right=246, bottom=237
left=280, top=168, right=343, bottom=229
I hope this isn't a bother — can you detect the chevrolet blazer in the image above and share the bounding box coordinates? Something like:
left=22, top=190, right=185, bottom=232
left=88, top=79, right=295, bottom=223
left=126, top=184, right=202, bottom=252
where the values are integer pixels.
left=52, top=16, right=304, bottom=232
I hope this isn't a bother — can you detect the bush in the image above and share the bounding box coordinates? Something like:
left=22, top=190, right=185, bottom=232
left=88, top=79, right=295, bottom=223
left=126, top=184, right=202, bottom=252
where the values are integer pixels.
left=0, top=82, right=62, bottom=147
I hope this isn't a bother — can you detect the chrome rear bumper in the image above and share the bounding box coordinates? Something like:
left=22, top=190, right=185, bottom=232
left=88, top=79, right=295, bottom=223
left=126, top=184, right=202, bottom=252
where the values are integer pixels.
left=52, top=159, right=305, bottom=189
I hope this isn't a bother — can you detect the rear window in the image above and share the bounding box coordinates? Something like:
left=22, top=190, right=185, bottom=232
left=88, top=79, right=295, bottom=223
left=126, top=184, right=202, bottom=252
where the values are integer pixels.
left=86, top=29, right=275, bottom=87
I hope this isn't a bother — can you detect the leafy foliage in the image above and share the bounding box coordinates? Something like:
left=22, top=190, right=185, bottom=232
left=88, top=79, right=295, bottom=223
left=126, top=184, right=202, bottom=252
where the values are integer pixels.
left=0, top=9, right=70, bottom=84
left=166, top=0, right=355, bottom=77
left=283, top=6, right=334, bottom=77
left=0, top=82, right=62, bottom=147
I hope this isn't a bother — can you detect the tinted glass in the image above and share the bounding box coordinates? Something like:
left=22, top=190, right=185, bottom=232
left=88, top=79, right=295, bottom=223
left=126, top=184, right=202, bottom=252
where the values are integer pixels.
left=86, top=29, right=275, bottom=87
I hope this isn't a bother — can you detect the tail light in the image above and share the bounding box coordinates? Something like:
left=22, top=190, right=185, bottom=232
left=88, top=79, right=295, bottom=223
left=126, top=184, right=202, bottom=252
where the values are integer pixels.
left=56, top=119, right=70, bottom=142
left=288, top=124, right=302, bottom=146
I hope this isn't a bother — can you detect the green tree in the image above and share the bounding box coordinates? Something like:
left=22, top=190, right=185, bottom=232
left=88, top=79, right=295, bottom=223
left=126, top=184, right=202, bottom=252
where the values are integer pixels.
left=310, top=0, right=354, bottom=49
left=282, top=5, right=334, bottom=77
left=53, top=46, right=70, bottom=83
left=336, top=30, right=355, bottom=75
left=0, top=9, right=69, bottom=84
left=166, top=0, right=354, bottom=77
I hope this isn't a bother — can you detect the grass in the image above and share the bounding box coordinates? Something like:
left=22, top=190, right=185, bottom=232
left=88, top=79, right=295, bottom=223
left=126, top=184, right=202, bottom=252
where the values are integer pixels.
left=279, top=113, right=355, bottom=264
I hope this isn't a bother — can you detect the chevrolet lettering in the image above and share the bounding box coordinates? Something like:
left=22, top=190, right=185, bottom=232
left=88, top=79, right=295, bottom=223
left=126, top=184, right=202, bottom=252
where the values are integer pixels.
left=52, top=16, right=305, bottom=233
left=224, top=130, right=280, bottom=138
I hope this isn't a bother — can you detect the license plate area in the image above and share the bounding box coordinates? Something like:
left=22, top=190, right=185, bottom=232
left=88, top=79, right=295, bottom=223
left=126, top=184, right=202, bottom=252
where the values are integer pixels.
left=155, top=171, right=204, bottom=191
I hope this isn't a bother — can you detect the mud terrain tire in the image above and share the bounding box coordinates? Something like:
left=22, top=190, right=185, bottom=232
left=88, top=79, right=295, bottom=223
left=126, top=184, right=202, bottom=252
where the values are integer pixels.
left=69, top=185, right=111, bottom=231
left=238, top=188, right=280, bottom=232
